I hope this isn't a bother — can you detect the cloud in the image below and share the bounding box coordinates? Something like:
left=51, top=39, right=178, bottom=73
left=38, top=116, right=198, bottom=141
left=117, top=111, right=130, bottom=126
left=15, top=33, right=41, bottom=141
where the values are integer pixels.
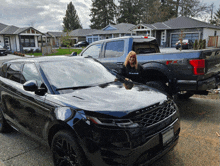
left=0, top=0, right=92, bottom=32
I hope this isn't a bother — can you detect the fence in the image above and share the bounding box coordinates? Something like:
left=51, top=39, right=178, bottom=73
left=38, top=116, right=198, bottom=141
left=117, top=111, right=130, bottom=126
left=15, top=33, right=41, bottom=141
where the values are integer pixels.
left=42, top=46, right=52, bottom=56
left=208, top=36, right=220, bottom=47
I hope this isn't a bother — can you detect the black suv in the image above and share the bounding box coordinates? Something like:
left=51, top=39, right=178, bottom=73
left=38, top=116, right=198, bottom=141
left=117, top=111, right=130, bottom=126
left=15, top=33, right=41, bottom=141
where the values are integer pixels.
left=0, top=56, right=180, bottom=166
left=176, top=39, right=193, bottom=49
left=74, top=41, right=89, bottom=47
left=0, top=45, right=7, bottom=56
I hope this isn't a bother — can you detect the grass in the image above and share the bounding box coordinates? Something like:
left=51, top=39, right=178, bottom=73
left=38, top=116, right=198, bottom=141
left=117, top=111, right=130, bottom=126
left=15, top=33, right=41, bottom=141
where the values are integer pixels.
left=26, top=48, right=83, bottom=56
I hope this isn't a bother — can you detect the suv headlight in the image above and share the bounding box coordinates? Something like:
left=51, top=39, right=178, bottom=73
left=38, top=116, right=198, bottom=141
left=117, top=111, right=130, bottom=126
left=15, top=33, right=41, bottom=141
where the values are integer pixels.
left=85, top=116, right=139, bottom=128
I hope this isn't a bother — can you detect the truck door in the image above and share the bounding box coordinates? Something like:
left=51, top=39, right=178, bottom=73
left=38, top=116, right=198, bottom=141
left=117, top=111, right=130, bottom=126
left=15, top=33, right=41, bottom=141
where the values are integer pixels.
left=100, top=40, right=125, bottom=72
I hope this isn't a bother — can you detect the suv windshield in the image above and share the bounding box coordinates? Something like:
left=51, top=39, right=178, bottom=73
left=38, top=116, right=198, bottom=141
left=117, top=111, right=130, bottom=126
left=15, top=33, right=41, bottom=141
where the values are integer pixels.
left=40, top=58, right=116, bottom=90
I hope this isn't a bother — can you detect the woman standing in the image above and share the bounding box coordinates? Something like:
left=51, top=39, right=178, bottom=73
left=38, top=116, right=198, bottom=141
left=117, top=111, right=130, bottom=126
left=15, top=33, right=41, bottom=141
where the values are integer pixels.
left=120, top=51, right=144, bottom=83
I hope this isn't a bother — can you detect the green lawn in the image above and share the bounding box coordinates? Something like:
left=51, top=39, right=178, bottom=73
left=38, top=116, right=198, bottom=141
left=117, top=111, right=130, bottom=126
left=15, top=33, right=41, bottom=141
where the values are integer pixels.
left=26, top=48, right=83, bottom=56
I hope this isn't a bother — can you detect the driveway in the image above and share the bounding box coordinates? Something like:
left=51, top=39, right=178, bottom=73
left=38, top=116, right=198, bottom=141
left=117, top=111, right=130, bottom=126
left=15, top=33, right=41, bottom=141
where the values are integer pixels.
left=0, top=96, right=219, bottom=166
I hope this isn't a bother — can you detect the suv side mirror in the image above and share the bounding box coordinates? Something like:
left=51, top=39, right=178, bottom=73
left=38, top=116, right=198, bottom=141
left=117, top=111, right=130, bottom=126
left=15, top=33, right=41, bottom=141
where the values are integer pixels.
left=23, top=80, right=47, bottom=96
left=23, top=80, right=38, bottom=91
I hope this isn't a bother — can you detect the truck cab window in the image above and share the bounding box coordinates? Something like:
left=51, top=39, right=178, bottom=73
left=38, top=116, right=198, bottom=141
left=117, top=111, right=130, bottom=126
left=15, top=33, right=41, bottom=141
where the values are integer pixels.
left=82, top=44, right=102, bottom=58
left=104, top=40, right=124, bottom=58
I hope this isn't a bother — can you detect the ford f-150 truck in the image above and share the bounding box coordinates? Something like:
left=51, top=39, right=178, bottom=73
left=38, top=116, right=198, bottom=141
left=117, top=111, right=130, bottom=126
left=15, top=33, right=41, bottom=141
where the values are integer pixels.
left=76, top=36, right=220, bottom=99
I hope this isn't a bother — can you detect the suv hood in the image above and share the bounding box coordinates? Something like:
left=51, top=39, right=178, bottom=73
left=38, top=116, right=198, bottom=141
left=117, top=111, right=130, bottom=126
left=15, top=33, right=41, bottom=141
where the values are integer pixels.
left=46, top=82, right=167, bottom=117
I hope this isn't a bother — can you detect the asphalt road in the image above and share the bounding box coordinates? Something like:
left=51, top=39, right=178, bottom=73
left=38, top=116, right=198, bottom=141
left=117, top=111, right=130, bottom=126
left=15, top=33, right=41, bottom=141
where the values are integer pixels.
left=0, top=53, right=219, bottom=166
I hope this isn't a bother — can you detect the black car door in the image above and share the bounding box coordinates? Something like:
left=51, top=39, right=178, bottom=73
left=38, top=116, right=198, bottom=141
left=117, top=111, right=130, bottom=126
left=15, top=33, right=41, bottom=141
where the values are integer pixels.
left=2, top=62, right=52, bottom=139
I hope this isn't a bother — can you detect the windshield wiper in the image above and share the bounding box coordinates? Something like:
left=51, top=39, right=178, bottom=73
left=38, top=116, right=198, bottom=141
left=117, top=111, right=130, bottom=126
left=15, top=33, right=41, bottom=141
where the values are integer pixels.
left=56, top=85, right=91, bottom=91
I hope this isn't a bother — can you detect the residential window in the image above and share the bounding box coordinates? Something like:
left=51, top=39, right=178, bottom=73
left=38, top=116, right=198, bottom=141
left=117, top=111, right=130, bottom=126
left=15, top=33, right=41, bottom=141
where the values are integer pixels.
left=88, top=38, right=92, bottom=44
left=104, top=40, right=124, bottom=58
left=214, top=31, right=217, bottom=36
left=21, top=36, right=35, bottom=47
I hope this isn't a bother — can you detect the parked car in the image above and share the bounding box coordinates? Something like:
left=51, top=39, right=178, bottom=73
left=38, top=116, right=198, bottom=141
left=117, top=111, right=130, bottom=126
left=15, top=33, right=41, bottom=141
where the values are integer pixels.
left=0, top=45, right=7, bottom=56
left=0, top=56, right=180, bottom=166
left=74, top=41, right=89, bottom=47
left=175, top=39, right=193, bottom=49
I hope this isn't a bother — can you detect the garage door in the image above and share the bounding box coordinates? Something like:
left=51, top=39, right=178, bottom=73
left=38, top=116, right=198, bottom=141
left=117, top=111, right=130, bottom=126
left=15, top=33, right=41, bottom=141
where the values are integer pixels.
left=171, top=33, right=199, bottom=47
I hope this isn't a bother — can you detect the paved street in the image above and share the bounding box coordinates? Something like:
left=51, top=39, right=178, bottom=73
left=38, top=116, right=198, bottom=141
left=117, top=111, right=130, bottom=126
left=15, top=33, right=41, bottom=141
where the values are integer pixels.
left=0, top=97, right=219, bottom=166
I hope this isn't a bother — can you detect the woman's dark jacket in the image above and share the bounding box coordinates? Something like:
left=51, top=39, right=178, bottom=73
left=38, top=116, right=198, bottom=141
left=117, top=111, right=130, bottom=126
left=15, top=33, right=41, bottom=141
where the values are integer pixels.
left=120, top=63, right=144, bottom=83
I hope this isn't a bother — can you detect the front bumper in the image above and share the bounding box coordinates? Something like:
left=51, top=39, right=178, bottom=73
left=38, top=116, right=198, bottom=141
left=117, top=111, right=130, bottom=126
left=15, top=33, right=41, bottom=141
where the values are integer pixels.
left=80, top=118, right=180, bottom=166
left=177, top=73, right=220, bottom=91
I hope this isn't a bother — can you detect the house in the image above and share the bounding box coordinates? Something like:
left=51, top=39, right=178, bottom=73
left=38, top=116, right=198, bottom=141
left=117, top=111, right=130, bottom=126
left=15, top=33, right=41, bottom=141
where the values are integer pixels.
left=132, top=16, right=220, bottom=47
left=69, top=29, right=97, bottom=44
left=44, top=29, right=97, bottom=47
left=0, top=23, right=44, bottom=53
left=86, top=23, right=136, bottom=44
left=46, top=32, right=64, bottom=47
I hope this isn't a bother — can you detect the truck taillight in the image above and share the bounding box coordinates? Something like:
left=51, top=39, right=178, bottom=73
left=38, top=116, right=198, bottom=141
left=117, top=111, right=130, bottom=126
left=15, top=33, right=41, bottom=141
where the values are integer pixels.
left=189, top=59, right=205, bottom=75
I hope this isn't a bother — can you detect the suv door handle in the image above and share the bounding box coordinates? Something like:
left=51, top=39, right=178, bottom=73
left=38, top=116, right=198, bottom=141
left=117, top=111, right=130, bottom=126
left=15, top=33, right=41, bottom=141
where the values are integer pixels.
left=116, top=62, right=123, bottom=65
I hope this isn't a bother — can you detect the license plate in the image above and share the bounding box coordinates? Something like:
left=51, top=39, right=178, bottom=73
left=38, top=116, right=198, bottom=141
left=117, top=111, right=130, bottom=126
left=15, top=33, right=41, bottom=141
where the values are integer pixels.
left=162, top=128, right=174, bottom=146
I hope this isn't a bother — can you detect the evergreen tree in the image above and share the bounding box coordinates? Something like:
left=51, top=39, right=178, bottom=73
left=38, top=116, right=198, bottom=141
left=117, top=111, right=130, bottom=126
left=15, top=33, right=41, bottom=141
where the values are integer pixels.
left=211, top=7, right=220, bottom=26
left=90, top=0, right=117, bottom=29
left=178, top=0, right=209, bottom=18
left=139, top=0, right=176, bottom=24
left=117, top=0, right=142, bottom=24
left=63, top=2, right=82, bottom=32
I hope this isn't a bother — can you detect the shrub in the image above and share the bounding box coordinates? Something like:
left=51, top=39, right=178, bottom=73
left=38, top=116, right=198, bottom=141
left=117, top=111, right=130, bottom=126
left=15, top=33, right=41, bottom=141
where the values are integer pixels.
left=202, top=39, right=206, bottom=49
left=24, top=49, right=29, bottom=54
left=199, top=39, right=203, bottom=49
left=194, top=40, right=198, bottom=50
left=35, top=49, right=41, bottom=53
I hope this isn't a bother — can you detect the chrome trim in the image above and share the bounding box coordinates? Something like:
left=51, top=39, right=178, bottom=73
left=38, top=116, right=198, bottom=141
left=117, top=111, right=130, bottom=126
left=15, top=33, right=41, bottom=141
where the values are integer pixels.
left=177, top=80, right=197, bottom=84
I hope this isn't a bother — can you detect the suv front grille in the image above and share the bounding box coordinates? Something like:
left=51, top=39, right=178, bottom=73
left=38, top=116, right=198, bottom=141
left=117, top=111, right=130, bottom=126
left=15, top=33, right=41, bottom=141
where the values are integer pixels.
left=131, top=101, right=176, bottom=127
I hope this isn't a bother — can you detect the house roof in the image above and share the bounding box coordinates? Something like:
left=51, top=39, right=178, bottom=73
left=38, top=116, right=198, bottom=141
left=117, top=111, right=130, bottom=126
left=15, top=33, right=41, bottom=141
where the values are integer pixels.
left=69, top=29, right=97, bottom=37
left=162, top=16, right=220, bottom=30
left=0, top=23, right=44, bottom=35
left=47, top=32, right=64, bottom=37
left=0, top=23, right=8, bottom=33
left=139, top=17, right=220, bottom=30
left=88, top=23, right=135, bottom=35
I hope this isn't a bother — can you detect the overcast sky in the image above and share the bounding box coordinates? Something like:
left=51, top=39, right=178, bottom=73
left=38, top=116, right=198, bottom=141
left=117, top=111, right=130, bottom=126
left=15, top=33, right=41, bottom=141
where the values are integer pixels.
left=0, top=0, right=220, bottom=33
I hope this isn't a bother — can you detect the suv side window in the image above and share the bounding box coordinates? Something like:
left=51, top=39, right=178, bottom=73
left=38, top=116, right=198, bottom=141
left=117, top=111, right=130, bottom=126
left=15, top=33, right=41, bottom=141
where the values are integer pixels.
left=82, top=44, right=102, bottom=58
left=104, top=40, right=124, bottom=58
left=21, top=63, right=42, bottom=86
left=7, top=63, right=22, bottom=83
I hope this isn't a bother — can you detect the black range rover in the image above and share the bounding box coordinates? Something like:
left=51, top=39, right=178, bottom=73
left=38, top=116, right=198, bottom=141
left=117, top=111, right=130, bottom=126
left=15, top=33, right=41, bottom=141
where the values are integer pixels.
left=0, top=56, right=180, bottom=166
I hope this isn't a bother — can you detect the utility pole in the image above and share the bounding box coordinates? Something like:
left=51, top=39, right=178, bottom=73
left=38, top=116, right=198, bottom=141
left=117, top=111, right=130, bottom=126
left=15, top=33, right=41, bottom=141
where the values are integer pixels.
left=210, top=3, right=214, bottom=21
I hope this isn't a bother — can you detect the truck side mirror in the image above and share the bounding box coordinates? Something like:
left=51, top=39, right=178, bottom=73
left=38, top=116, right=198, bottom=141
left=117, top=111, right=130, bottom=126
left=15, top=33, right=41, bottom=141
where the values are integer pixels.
left=71, top=52, right=77, bottom=56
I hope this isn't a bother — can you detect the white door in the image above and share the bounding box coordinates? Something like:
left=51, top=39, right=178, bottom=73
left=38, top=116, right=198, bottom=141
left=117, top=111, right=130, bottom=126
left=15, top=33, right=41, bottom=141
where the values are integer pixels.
left=4, top=37, right=10, bottom=50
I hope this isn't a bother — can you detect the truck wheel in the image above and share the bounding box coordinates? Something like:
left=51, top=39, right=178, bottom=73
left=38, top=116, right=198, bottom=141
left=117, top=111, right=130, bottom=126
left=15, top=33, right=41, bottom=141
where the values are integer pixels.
left=0, top=108, right=11, bottom=133
left=146, top=81, right=168, bottom=93
left=175, top=91, right=194, bottom=100
left=51, top=130, right=90, bottom=166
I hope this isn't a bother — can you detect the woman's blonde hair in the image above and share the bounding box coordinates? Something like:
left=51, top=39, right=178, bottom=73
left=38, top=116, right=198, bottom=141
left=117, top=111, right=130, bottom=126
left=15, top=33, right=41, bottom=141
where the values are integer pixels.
left=124, top=51, right=138, bottom=69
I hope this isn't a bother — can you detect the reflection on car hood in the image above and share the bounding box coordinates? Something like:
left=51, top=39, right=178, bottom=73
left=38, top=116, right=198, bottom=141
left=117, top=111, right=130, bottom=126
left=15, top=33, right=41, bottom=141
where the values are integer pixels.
left=46, top=82, right=167, bottom=117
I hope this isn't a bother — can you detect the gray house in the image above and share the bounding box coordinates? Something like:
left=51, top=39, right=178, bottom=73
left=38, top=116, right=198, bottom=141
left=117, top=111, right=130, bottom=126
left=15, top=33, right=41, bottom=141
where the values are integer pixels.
left=0, top=23, right=44, bottom=53
left=86, top=23, right=136, bottom=44
left=69, top=29, right=97, bottom=44
left=132, top=16, right=220, bottom=47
